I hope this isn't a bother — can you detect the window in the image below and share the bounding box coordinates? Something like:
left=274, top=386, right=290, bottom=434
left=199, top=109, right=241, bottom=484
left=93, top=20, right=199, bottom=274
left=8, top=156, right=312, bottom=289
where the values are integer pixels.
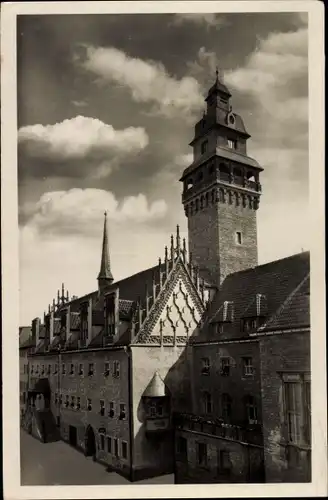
left=59, top=394, right=62, bottom=405
left=100, top=400, right=105, bottom=416
left=79, top=363, right=84, bottom=376
left=157, top=401, right=164, bottom=417
left=201, top=140, right=208, bottom=155
left=176, top=436, right=188, bottom=460
left=100, top=434, right=105, bottom=451
left=186, top=178, right=193, bottom=190
left=201, top=357, right=210, bottom=375
left=283, top=374, right=311, bottom=445
left=31, top=365, right=34, bottom=374
left=87, top=398, right=92, bottom=411
left=48, top=364, right=51, bottom=375
left=76, top=397, right=81, bottom=410
left=245, top=395, right=258, bottom=424
left=114, top=438, right=119, bottom=458
left=65, top=395, right=69, bottom=408
left=54, top=364, right=58, bottom=374
left=41, top=364, right=45, bottom=375
left=149, top=402, right=157, bottom=418
left=220, top=358, right=231, bottom=376
left=221, top=393, right=232, bottom=421
left=121, top=441, right=128, bottom=459
left=104, top=361, right=110, bottom=376
left=113, top=361, right=120, bottom=378
left=119, top=403, right=126, bottom=420
left=36, top=365, right=39, bottom=374
left=243, top=357, right=254, bottom=376
left=235, top=231, right=242, bottom=245
left=62, top=364, right=66, bottom=375
left=88, top=363, right=94, bottom=376
left=54, top=392, right=58, bottom=404
left=242, top=317, right=258, bottom=332
left=109, top=401, right=115, bottom=418
left=197, top=170, right=204, bottom=181
left=71, top=396, right=75, bottom=408
left=227, top=139, right=237, bottom=149
left=197, top=442, right=208, bottom=466
left=107, top=436, right=112, bottom=453
left=203, top=392, right=212, bottom=414
left=70, top=363, right=75, bottom=375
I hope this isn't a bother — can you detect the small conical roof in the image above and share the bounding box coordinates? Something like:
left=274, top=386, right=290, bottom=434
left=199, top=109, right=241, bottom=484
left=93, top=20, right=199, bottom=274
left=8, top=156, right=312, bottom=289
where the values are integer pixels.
left=143, top=371, right=167, bottom=397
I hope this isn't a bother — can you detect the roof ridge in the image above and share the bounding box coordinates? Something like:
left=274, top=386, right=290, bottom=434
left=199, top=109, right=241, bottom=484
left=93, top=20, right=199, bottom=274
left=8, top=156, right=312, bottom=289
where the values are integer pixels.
left=258, top=272, right=310, bottom=331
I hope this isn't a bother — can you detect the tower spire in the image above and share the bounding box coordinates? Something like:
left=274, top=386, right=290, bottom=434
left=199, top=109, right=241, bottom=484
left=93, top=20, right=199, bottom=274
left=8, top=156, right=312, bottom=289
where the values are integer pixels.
left=98, top=211, right=114, bottom=291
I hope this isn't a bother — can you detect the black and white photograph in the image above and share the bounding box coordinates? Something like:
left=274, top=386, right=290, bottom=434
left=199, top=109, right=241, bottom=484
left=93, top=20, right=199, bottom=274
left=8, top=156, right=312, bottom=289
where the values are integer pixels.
left=1, top=1, right=326, bottom=498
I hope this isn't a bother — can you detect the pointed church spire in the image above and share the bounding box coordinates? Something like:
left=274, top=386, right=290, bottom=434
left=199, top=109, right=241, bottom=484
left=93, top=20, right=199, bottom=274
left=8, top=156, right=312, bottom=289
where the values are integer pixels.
left=98, top=211, right=114, bottom=291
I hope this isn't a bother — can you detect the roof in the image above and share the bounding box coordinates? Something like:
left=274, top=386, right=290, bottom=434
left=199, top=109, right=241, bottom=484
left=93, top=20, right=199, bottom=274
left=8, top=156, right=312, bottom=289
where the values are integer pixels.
left=192, top=251, right=310, bottom=343
left=143, top=372, right=167, bottom=397
left=206, top=78, right=231, bottom=98
left=19, top=326, right=33, bottom=349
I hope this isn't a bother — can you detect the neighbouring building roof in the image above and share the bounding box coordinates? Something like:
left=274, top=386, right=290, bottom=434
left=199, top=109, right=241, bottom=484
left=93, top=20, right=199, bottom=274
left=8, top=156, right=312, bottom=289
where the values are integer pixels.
left=191, top=251, right=310, bottom=343
left=19, top=326, right=33, bottom=349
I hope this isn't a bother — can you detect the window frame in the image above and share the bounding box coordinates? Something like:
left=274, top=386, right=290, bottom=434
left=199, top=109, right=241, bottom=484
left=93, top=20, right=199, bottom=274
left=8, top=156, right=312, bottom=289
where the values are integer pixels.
left=243, top=357, right=254, bottom=376
left=197, top=442, right=208, bottom=467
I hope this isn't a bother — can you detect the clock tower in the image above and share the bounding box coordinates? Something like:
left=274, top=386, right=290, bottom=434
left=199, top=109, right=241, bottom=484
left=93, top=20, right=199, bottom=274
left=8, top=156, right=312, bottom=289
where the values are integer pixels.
left=180, top=71, right=263, bottom=287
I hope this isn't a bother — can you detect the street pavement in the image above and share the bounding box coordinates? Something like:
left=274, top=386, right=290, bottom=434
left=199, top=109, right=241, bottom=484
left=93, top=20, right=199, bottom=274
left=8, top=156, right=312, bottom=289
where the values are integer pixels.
left=20, top=429, right=174, bottom=485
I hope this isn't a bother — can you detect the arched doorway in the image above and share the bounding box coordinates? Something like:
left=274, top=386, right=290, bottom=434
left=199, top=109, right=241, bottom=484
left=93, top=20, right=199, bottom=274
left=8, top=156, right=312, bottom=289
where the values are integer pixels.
left=85, top=425, right=96, bottom=457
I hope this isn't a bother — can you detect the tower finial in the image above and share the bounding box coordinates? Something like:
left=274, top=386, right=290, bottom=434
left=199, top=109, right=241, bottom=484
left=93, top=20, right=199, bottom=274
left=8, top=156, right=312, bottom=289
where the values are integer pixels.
left=215, top=66, right=219, bottom=81
left=98, top=211, right=114, bottom=291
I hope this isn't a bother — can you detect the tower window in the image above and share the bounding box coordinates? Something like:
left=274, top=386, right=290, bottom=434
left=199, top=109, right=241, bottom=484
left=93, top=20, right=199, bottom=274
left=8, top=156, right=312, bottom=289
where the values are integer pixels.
left=227, top=139, right=237, bottom=150
left=201, top=140, right=208, bottom=155
left=235, top=231, right=242, bottom=245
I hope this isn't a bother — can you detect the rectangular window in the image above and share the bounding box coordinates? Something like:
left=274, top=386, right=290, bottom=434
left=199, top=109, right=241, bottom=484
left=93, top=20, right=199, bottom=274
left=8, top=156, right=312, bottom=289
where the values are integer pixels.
left=78, top=363, right=84, bottom=376
left=109, top=401, right=115, bottom=418
left=235, top=231, right=242, bottom=245
left=41, top=364, right=45, bottom=375
left=88, top=363, right=94, bottom=376
left=203, top=392, right=212, bottom=414
left=76, top=396, right=81, bottom=410
left=59, top=394, right=62, bottom=405
left=104, top=361, right=110, bottom=376
left=245, top=395, right=258, bottom=424
left=62, top=364, right=66, bottom=375
left=107, top=436, right=112, bottom=454
left=70, top=363, right=75, bottom=375
left=31, top=365, right=34, bottom=374
left=243, top=357, right=254, bottom=376
left=114, top=438, right=119, bottom=458
left=197, top=442, right=208, bottom=466
left=65, top=395, right=69, bottom=408
left=177, top=436, right=188, bottom=460
left=54, top=392, right=58, bottom=404
left=119, top=403, right=126, bottom=420
left=100, top=434, right=105, bottom=451
left=218, top=449, right=231, bottom=475
left=100, top=400, right=105, bottom=416
left=201, top=140, right=208, bottom=155
left=36, top=365, right=39, bottom=374
left=121, top=441, right=128, bottom=459
left=201, top=357, right=210, bottom=375
left=87, top=398, right=92, bottom=411
left=227, top=139, right=237, bottom=150
left=113, top=361, right=120, bottom=378
left=157, top=401, right=164, bottom=417
left=71, top=396, right=75, bottom=408
left=149, top=402, right=157, bottom=418
left=220, top=358, right=231, bottom=376
left=284, top=382, right=303, bottom=444
left=48, top=364, right=51, bottom=375
left=54, top=364, right=58, bottom=374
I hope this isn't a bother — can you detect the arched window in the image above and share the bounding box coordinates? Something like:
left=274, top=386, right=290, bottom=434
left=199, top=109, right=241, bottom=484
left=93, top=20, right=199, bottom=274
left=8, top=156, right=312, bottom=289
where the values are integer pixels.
left=221, top=393, right=232, bottom=421
left=244, top=395, right=258, bottom=424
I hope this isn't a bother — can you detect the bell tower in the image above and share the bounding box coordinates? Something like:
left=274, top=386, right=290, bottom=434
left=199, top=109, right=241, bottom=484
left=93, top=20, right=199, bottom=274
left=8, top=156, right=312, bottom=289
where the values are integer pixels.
left=180, top=70, right=263, bottom=287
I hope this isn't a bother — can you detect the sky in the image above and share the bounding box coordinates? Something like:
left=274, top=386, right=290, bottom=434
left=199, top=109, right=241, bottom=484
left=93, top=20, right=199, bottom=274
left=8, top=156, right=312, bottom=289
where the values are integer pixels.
left=17, top=11, right=309, bottom=325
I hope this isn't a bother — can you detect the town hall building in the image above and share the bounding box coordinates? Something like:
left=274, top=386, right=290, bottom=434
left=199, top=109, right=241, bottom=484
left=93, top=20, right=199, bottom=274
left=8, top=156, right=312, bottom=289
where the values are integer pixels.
left=20, top=72, right=311, bottom=484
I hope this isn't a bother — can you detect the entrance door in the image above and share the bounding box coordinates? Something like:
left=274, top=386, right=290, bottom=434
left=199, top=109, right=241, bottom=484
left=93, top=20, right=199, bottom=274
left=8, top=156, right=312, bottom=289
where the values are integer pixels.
left=69, top=425, right=77, bottom=447
left=85, top=425, right=96, bottom=457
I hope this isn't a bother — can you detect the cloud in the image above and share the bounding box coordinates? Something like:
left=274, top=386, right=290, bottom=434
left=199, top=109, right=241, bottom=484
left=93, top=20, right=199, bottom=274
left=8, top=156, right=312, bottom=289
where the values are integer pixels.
left=173, top=13, right=227, bottom=29
left=76, top=45, right=203, bottom=120
left=21, top=188, right=168, bottom=238
left=72, top=100, right=87, bottom=107
left=18, top=116, right=149, bottom=179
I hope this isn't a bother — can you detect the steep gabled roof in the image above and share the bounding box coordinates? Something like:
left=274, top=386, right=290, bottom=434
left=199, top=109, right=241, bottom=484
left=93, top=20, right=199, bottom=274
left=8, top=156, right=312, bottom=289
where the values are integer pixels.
left=191, top=251, right=310, bottom=343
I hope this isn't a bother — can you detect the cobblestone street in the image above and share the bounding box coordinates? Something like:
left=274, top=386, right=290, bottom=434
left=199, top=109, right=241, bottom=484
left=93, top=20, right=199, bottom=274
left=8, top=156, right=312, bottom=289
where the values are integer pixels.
left=20, top=430, right=174, bottom=485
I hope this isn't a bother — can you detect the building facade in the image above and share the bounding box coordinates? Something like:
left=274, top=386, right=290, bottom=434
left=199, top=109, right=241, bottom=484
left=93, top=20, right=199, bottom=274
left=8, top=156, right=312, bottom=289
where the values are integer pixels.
left=20, top=73, right=311, bottom=483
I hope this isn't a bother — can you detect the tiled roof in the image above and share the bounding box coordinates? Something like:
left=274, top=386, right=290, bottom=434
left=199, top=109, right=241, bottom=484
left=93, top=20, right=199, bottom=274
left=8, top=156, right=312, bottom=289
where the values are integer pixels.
left=19, top=326, right=32, bottom=348
left=258, top=274, right=310, bottom=332
left=192, top=251, right=310, bottom=343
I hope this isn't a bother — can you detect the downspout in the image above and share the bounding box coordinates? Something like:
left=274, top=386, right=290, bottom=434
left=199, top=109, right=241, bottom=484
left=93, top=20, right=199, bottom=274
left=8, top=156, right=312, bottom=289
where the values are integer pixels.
left=127, top=345, right=134, bottom=482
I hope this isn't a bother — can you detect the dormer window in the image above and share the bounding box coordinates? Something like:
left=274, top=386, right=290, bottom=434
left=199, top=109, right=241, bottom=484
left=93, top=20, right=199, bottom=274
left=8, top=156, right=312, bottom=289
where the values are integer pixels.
left=242, top=317, right=259, bottom=333
left=201, top=140, right=208, bottom=155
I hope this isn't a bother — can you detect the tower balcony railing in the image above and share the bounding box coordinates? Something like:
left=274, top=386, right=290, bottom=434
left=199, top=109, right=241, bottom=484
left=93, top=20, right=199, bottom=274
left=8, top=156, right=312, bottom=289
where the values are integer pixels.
left=182, top=175, right=261, bottom=203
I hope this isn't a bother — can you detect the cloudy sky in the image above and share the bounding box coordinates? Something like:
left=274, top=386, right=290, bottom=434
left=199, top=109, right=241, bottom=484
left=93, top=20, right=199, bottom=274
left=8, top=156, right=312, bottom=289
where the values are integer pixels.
left=17, top=11, right=308, bottom=325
